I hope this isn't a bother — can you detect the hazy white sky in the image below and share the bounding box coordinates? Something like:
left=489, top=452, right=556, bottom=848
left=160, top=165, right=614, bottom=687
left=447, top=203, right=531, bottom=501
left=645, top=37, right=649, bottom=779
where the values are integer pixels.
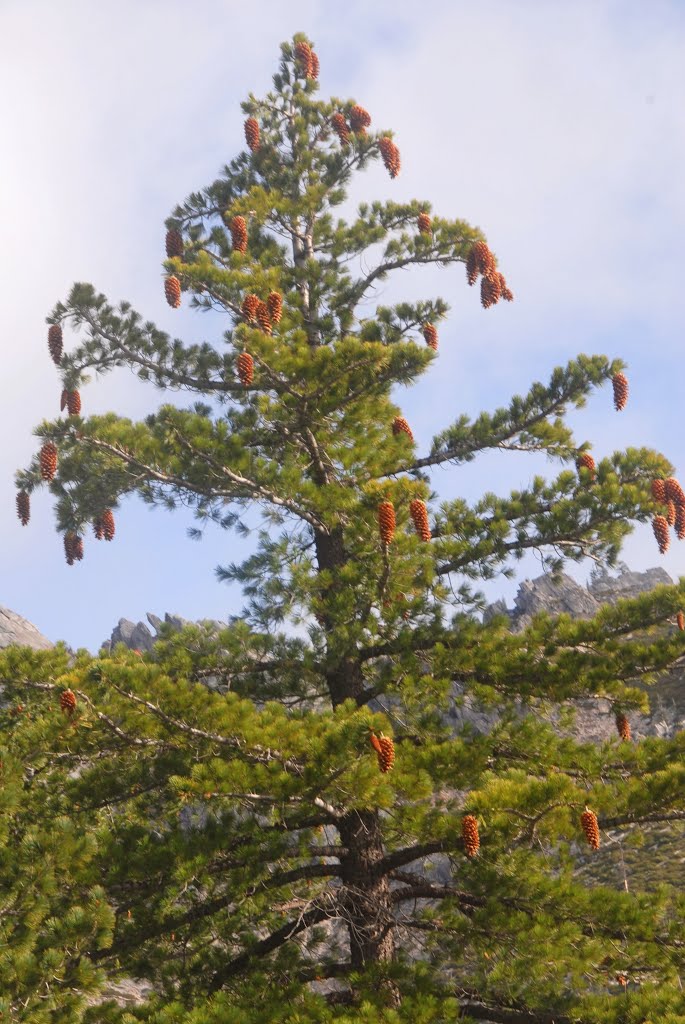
left=2, top=0, right=684, bottom=649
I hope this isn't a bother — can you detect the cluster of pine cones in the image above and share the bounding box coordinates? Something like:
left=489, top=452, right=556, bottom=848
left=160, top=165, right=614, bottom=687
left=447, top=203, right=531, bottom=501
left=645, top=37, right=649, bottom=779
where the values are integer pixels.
left=294, top=41, right=320, bottom=80
left=377, top=496, right=431, bottom=544
left=465, top=241, right=514, bottom=308
left=651, top=477, right=685, bottom=553
left=93, top=510, right=116, bottom=541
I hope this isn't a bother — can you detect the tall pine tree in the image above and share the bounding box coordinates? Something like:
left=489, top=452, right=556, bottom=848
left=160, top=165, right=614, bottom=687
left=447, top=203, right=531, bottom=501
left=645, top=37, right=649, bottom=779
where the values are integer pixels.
left=7, top=33, right=685, bottom=1023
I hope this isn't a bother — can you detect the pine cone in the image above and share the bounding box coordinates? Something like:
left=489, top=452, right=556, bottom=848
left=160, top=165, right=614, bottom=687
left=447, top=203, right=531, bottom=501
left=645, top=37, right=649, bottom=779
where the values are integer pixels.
left=237, top=352, right=254, bottom=386
left=409, top=498, right=431, bottom=541
left=422, top=323, right=438, bottom=350
left=677, top=610, right=684, bottom=631
left=256, top=301, right=272, bottom=335
left=331, top=112, right=351, bottom=145
left=64, top=532, right=83, bottom=565
left=241, top=294, right=260, bottom=322
left=580, top=808, right=600, bottom=850
left=675, top=503, right=685, bottom=540
left=392, top=416, right=414, bottom=443
left=577, top=452, right=596, bottom=481
left=244, top=117, right=260, bottom=152
left=461, top=814, right=480, bottom=857
left=666, top=500, right=677, bottom=527
left=164, top=276, right=181, bottom=309
left=377, top=734, right=395, bottom=773
left=310, top=51, right=320, bottom=79
left=66, top=390, right=81, bottom=416
left=379, top=137, right=401, bottom=178
left=60, top=389, right=68, bottom=412
left=651, top=479, right=666, bottom=503
left=230, top=216, right=248, bottom=254
left=101, top=509, right=115, bottom=541
left=498, top=272, right=514, bottom=301
left=481, top=272, right=502, bottom=309
left=664, top=477, right=685, bottom=504
left=615, top=712, right=631, bottom=742
left=93, top=516, right=104, bottom=540
left=48, top=324, right=63, bottom=365
left=466, top=247, right=480, bottom=286
left=378, top=500, right=396, bottom=546
left=612, top=372, right=628, bottom=411
left=350, top=104, right=371, bottom=134
left=60, top=689, right=77, bottom=715
left=652, top=514, right=670, bottom=554
left=165, top=229, right=183, bottom=259
left=73, top=535, right=84, bottom=561
left=467, top=241, right=496, bottom=284
left=294, top=40, right=314, bottom=78
left=16, top=490, right=30, bottom=526
left=267, top=291, right=283, bottom=324
left=417, top=212, right=432, bottom=235
left=39, top=441, right=58, bottom=482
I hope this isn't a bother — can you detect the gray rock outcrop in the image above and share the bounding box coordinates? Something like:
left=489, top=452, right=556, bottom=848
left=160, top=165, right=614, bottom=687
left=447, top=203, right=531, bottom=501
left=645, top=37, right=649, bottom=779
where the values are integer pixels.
left=0, top=605, right=52, bottom=650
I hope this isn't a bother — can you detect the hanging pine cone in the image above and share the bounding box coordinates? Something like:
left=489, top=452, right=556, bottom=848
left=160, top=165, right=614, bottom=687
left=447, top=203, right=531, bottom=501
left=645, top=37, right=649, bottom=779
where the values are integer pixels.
left=377, top=734, right=395, bottom=773
left=392, top=416, right=414, bottom=443
left=615, top=712, right=631, bottom=742
left=244, top=117, right=260, bottom=152
left=664, top=477, right=685, bottom=504
left=164, top=276, right=181, bottom=309
left=498, top=273, right=514, bottom=301
left=461, top=814, right=480, bottom=857
left=256, top=301, right=272, bottom=335
left=651, top=479, right=667, bottom=503
left=481, top=272, right=502, bottom=309
left=349, top=104, right=371, bottom=134
left=48, top=324, right=63, bottom=365
left=580, top=808, right=600, bottom=850
left=417, top=212, right=432, bottom=235
left=93, top=516, right=104, bottom=540
left=466, top=247, right=479, bottom=286
left=60, top=389, right=68, bottom=412
left=230, top=216, right=248, bottom=254
left=652, top=514, right=670, bottom=554
left=378, top=500, right=396, bottom=546
left=16, top=490, right=30, bottom=526
left=237, top=352, right=254, bottom=386
left=66, top=390, right=81, bottom=416
left=466, top=241, right=496, bottom=285
left=60, top=688, right=77, bottom=715
left=74, top=535, right=84, bottom=561
left=379, top=137, right=401, bottom=178
left=294, top=40, right=314, bottom=78
left=165, top=229, right=183, bottom=259
left=409, top=498, right=431, bottom=541
left=64, top=532, right=80, bottom=565
left=101, top=509, right=115, bottom=541
left=666, top=500, right=677, bottom=527
left=677, top=610, right=684, bottom=631
left=310, top=52, right=320, bottom=79
left=422, top=323, right=438, bottom=350
left=331, top=112, right=351, bottom=145
left=39, top=441, right=58, bottom=482
left=241, top=293, right=260, bottom=322
left=675, top=503, right=685, bottom=540
left=612, top=372, right=628, bottom=411
left=577, top=452, right=596, bottom=481
left=267, top=291, right=283, bottom=324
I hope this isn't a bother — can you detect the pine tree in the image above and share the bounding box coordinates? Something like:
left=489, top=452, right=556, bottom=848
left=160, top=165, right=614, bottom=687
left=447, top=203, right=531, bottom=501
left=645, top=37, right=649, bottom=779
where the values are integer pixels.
left=8, top=33, right=685, bottom=1023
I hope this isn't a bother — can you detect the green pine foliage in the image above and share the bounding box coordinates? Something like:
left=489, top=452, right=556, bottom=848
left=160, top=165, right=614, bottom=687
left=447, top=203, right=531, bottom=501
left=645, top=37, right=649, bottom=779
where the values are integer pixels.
left=6, top=32, right=685, bottom=1023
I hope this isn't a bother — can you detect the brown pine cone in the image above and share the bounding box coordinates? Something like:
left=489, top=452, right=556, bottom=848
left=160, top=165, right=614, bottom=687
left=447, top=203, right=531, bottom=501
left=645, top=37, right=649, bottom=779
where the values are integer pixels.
left=241, top=294, right=260, bottom=322
left=462, top=814, right=480, bottom=857
left=577, top=452, right=596, bottom=481
left=294, top=40, right=314, bottom=78
left=615, top=712, right=631, bottom=742
left=73, top=535, right=84, bottom=561
left=378, top=500, right=396, bottom=546
left=466, top=247, right=479, bottom=286
left=164, top=276, right=181, bottom=309
left=256, top=301, right=272, bottom=335
left=392, top=416, right=414, bottom=443
left=66, top=390, right=81, bottom=417
left=93, top=516, right=104, bottom=540
left=60, top=688, right=77, bottom=715
left=377, top=734, right=395, bottom=773
left=666, top=500, right=677, bottom=527
left=244, top=117, right=260, bottom=152
left=498, top=272, right=514, bottom=301
left=677, top=610, right=684, bottom=631
left=230, top=216, right=248, bottom=254
left=267, top=291, right=283, bottom=324
left=60, top=389, right=68, bottom=412
left=651, top=479, right=667, bottom=503
left=467, top=241, right=496, bottom=284
left=580, top=808, right=600, bottom=850
left=612, top=372, right=628, bottom=411
left=48, top=324, right=63, bottom=365
left=675, top=503, right=685, bottom=540
left=652, top=514, right=670, bottom=554
left=165, top=229, right=183, bottom=259
left=379, top=137, right=401, bottom=178
left=409, top=498, right=431, bottom=541
left=39, top=441, right=58, bottom=482
left=310, top=52, right=320, bottom=79
left=664, top=477, right=685, bottom=504
left=16, top=490, right=30, bottom=526
left=349, top=104, right=371, bottom=133
left=417, top=212, right=432, bottom=235
left=64, top=532, right=83, bottom=565
left=422, top=323, right=438, bottom=350
left=481, top=272, right=502, bottom=309
left=101, top=509, right=115, bottom=541
left=331, top=112, right=351, bottom=145
left=237, top=352, right=254, bottom=386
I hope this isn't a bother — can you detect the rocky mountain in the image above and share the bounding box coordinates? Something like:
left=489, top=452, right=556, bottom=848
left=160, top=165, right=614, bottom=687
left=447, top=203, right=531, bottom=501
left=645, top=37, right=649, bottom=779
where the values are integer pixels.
left=0, top=605, right=52, bottom=650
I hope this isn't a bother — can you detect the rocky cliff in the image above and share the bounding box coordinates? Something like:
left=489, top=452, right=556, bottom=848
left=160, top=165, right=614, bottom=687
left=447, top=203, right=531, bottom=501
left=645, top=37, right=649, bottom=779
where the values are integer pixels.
left=0, top=605, right=52, bottom=650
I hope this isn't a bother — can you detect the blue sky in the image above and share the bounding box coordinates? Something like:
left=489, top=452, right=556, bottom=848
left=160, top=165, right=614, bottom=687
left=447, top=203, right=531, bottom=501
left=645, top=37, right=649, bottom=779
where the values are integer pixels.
left=1, top=0, right=684, bottom=650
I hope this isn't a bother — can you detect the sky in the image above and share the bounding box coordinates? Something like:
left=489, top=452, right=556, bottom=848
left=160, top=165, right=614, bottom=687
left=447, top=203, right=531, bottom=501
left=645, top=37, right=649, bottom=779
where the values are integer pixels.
left=1, top=0, right=684, bottom=651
